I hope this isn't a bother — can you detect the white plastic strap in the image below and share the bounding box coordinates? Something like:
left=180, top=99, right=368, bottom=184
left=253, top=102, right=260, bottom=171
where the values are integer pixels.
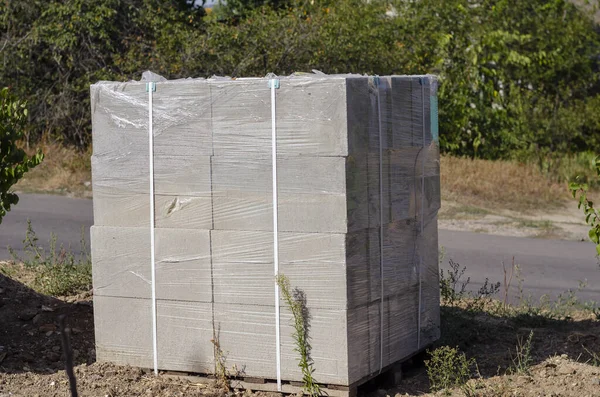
left=270, top=78, right=282, bottom=392
left=417, top=79, right=426, bottom=349
left=374, top=77, right=385, bottom=373
left=147, top=81, right=159, bottom=375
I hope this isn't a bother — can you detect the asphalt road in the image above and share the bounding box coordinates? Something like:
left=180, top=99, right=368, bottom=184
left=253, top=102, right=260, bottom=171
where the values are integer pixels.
left=1, top=194, right=598, bottom=303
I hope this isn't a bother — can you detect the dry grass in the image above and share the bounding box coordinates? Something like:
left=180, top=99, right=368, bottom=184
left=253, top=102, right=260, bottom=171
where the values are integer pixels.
left=16, top=140, right=92, bottom=197
left=441, top=155, right=573, bottom=212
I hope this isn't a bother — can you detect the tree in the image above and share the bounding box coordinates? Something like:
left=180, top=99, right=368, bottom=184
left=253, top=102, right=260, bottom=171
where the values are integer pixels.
left=0, top=87, right=44, bottom=224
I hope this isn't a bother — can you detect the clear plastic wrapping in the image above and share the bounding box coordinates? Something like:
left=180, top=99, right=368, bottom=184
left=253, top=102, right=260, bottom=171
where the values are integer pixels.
left=90, top=72, right=440, bottom=386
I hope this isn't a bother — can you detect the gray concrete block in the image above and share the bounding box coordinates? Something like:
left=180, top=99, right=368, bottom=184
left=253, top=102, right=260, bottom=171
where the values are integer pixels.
left=211, top=230, right=348, bottom=309
left=212, top=155, right=347, bottom=195
left=92, top=191, right=212, bottom=229
left=210, top=77, right=351, bottom=156
left=211, top=154, right=370, bottom=233
left=91, top=80, right=212, bottom=158
left=94, top=296, right=214, bottom=373
left=213, top=302, right=350, bottom=384
left=91, top=154, right=212, bottom=196
left=212, top=191, right=350, bottom=233
left=91, top=226, right=212, bottom=302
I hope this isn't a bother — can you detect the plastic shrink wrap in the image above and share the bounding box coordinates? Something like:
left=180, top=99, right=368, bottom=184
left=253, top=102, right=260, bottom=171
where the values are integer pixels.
left=90, top=73, right=440, bottom=386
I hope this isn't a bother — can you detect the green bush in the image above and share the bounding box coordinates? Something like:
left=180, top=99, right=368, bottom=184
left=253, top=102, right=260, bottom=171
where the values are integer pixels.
left=425, top=345, right=475, bottom=393
left=0, top=87, right=43, bottom=224
left=2, top=0, right=599, bottom=162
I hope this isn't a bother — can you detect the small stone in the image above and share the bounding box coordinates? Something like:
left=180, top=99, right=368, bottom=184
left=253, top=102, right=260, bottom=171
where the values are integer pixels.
left=105, top=370, right=117, bottom=377
left=18, top=309, right=37, bottom=321
left=558, top=366, right=576, bottom=375
left=41, top=305, right=54, bottom=312
left=45, top=331, right=53, bottom=337
left=591, top=378, right=600, bottom=385
left=32, top=314, right=42, bottom=325
left=39, top=324, right=57, bottom=333
left=88, top=374, right=102, bottom=382
left=72, top=328, right=82, bottom=335
left=52, top=346, right=60, bottom=352
left=560, top=354, right=568, bottom=359
left=46, top=352, right=60, bottom=362
left=84, top=181, right=91, bottom=187
left=72, top=349, right=80, bottom=358
left=21, top=352, right=35, bottom=362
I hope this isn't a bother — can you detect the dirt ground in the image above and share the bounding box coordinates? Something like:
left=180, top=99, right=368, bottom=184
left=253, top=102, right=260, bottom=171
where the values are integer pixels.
left=1, top=271, right=600, bottom=397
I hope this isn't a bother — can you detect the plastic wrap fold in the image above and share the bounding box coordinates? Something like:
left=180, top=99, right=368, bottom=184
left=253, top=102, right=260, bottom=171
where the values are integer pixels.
left=90, top=72, right=441, bottom=386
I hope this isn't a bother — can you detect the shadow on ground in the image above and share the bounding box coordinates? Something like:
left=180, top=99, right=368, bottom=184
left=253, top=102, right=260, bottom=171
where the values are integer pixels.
left=0, top=274, right=95, bottom=374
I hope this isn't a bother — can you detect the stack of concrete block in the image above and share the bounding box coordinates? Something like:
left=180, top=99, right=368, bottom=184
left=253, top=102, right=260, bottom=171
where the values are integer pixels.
left=90, top=74, right=440, bottom=387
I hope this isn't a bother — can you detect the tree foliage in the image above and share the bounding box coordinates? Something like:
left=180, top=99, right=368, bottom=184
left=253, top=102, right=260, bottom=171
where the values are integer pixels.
left=1, top=0, right=599, bottom=161
left=0, top=88, right=44, bottom=224
left=570, top=156, right=600, bottom=257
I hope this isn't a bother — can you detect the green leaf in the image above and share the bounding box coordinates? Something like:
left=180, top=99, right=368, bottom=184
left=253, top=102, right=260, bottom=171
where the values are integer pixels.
left=590, top=228, right=600, bottom=245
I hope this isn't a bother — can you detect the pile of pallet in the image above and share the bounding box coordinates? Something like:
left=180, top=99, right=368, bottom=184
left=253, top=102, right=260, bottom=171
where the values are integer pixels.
left=90, top=73, right=440, bottom=390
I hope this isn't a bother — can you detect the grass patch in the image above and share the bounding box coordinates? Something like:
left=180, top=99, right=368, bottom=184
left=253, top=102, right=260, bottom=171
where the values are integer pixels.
left=441, top=154, right=600, bottom=212
left=15, top=139, right=92, bottom=197
left=441, top=156, right=570, bottom=211
left=2, top=220, right=92, bottom=296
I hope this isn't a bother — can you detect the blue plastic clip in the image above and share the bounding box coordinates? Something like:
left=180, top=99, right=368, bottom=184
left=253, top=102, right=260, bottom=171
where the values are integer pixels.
left=268, top=79, right=280, bottom=89
left=146, top=82, right=156, bottom=92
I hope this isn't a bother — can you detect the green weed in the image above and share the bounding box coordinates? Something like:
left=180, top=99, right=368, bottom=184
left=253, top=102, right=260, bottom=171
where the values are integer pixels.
left=510, top=331, right=534, bottom=375
left=583, top=347, right=600, bottom=367
left=276, top=274, right=321, bottom=397
left=8, top=220, right=91, bottom=296
left=440, top=259, right=500, bottom=312
left=425, top=346, right=476, bottom=394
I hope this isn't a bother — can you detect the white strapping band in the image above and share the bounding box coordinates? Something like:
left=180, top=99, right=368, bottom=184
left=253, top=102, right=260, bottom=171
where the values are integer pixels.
left=417, top=78, right=426, bottom=350
left=374, top=77, right=385, bottom=373
left=269, top=78, right=282, bottom=392
left=147, top=81, right=159, bottom=375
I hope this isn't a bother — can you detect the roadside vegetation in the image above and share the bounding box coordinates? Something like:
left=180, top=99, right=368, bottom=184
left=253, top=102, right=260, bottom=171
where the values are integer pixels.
left=413, top=254, right=600, bottom=397
left=2, top=0, right=600, bottom=161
